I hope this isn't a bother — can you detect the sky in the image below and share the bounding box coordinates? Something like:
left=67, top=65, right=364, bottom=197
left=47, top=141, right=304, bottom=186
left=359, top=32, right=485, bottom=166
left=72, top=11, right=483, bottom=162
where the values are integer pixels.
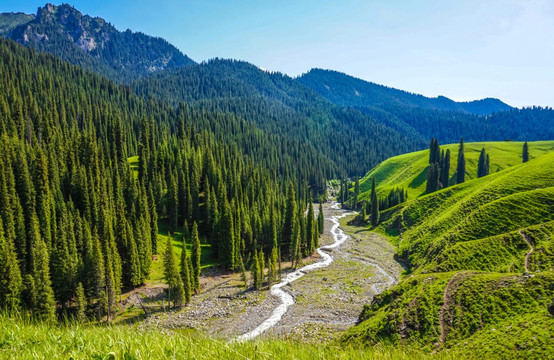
left=1, top=0, right=554, bottom=108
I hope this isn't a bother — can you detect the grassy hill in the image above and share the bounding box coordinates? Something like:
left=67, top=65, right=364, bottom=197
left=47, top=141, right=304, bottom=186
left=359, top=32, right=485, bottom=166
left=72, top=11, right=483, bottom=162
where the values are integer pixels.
left=345, top=146, right=554, bottom=359
left=358, top=140, right=554, bottom=200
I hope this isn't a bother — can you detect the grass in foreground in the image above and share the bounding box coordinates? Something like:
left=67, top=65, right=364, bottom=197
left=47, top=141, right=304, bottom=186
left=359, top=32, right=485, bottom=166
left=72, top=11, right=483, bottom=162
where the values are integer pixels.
left=0, top=315, right=458, bottom=360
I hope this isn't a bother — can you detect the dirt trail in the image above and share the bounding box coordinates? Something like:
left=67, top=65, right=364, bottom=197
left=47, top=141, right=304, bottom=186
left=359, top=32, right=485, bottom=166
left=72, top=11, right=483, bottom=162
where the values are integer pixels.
left=519, top=229, right=534, bottom=272
left=438, top=271, right=471, bottom=344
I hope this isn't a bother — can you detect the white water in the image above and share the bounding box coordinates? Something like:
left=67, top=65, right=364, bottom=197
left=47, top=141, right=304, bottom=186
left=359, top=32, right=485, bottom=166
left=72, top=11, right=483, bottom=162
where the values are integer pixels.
left=235, top=202, right=355, bottom=341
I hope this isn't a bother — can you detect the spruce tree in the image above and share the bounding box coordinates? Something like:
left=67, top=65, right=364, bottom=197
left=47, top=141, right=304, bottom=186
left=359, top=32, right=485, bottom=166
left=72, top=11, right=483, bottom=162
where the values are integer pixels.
left=477, top=148, right=487, bottom=178
left=370, top=178, right=380, bottom=228
left=522, top=142, right=529, bottom=163
left=33, top=222, right=56, bottom=321
left=0, top=218, right=22, bottom=311
left=282, top=182, right=296, bottom=256
left=190, top=221, right=201, bottom=291
left=441, top=149, right=451, bottom=188
left=75, top=282, right=87, bottom=322
left=180, top=237, right=192, bottom=305
left=306, top=193, right=315, bottom=254
left=317, top=201, right=324, bottom=234
left=456, top=138, right=466, bottom=184
left=252, top=249, right=261, bottom=289
left=163, top=236, right=184, bottom=307
left=258, top=249, right=265, bottom=287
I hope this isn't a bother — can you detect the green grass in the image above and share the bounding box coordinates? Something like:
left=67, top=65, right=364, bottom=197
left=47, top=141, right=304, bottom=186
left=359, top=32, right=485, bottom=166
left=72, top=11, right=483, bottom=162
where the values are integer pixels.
left=0, top=315, right=458, bottom=360
left=149, top=222, right=218, bottom=284
left=345, top=146, right=554, bottom=358
left=358, top=141, right=554, bottom=200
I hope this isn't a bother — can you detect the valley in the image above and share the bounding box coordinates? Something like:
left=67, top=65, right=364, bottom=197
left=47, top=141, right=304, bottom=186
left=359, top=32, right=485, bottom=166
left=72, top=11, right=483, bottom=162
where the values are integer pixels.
left=0, top=3, right=553, bottom=359
left=117, top=203, right=403, bottom=343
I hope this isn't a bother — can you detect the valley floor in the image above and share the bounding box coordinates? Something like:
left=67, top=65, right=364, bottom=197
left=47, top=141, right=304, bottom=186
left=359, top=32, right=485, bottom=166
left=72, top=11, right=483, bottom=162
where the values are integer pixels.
left=119, top=204, right=403, bottom=342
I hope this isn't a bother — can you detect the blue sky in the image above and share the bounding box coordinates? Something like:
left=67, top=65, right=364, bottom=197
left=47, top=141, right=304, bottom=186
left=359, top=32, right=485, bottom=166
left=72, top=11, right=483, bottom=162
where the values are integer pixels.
left=2, top=0, right=553, bottom=108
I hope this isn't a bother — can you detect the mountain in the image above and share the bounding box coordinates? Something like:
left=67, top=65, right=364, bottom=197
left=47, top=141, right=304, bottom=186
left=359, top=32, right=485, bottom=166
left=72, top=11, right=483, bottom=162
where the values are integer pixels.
left=297, top=69, right=554, bottom=145
left=296, top=68, right=513, bottom=115
left=132, top=59, right=424, bottom=179
left=344, top=146, right=554, bottom=358
left=0, top=3, right=195, bottom=82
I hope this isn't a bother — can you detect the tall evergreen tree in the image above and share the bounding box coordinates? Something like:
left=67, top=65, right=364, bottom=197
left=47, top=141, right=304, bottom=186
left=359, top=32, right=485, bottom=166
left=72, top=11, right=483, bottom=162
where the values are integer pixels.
left=522, top=141, right=529, bottom=163
left=163, top=236, right=184, bottom=307
left=282, top=182, right=296, bottom=257
left=190, top=221, right=201, bottom=291
left=370, top=178, right=380, bottom=228
left=477, top=148, right=487, bottom=178
left=456, top=138, right=466, bottom=184
left=440, top=149, right=451, bottom=188
left=317, top=201, right=324, bottom=234
left=0, top=218, right=22, bottom=311
left=180, top=237, right=192, bottom=305
left=32, top=219, right=56, bottom=321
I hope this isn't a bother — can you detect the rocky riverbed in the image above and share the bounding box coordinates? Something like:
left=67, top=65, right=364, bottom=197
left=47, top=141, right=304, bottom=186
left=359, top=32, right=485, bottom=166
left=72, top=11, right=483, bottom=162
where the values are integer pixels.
left=133, top=203, right=403, bottom=342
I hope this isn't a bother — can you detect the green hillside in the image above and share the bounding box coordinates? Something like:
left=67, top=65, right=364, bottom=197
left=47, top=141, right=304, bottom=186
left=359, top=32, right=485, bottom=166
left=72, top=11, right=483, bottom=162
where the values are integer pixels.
left=358, top=140, right=554, bottom=200
left=345, top=149, right=554, bottom=359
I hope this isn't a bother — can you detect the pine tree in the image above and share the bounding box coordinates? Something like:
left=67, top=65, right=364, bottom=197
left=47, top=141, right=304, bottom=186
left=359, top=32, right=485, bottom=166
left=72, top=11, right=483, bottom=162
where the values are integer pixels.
left=180, top=236, right=192, bottom=305
left=282, top=182, right=296, bottom=256
left=522, top=141, right=529, bottom=163
left=353, top=177, right=360, bottom=210
left=370, top=178, right=380, bottom=228
left=456, top=138, right=466, bottom=184
left=317, top=201, right=324, bottom=234
left=190, top=221, right=201, bottom=291
left=32, top=221, right=56, bottom=321
left=258, top=249, right=265, bottom=287
left=426, top=163, right=440, bottom=193
left=75, top=282, right=87, bottom=322
left=306, top=192, right=315, bottom=254
left=477, top=148, right=487, bottom=178
left=0, top=218, right=22, bottom=311
left=441, top=149, right=451, bottom=188
left=163, top=236, right=184, bottom=307
left=252, top=249, right=261, bottom=289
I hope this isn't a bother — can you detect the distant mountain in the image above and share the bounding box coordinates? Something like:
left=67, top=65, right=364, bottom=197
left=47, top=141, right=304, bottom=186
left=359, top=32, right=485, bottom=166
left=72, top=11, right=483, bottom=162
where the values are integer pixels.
left=296, top=68, right=512, bottom=115
left=0, top=3, right=195, bottom=82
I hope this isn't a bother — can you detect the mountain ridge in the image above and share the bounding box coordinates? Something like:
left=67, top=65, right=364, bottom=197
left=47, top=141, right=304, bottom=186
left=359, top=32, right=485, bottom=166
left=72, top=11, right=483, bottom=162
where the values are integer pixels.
left=296, top=68, right=513, bottom=115
left=0, top=3, right=195, bottom=82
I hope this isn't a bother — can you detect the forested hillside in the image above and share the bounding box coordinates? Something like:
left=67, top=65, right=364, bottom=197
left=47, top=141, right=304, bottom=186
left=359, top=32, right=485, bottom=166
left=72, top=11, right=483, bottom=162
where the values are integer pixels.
left=0, top=38, right=323, bottom=320
left=0, top=4, right=195, bottom=82
left=345, top=146, right=554, bottom=359
left=298, top=69, right=554, bottom=144
left=132, top=59, right=423, bottom=178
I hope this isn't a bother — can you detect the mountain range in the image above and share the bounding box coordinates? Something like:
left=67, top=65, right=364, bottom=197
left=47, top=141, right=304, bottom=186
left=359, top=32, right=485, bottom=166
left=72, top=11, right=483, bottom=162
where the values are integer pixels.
left=1, top=3, right=553, bottom=178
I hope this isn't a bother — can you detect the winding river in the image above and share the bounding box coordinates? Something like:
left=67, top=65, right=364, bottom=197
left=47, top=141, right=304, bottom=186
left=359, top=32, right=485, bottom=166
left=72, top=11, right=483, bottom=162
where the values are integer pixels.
left=236, top=202, right=393, bottom=341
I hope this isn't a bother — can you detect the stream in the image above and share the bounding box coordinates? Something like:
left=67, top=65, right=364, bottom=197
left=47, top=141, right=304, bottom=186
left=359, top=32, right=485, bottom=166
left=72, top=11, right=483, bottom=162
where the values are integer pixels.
left=236, top=202, right=357, bottom=341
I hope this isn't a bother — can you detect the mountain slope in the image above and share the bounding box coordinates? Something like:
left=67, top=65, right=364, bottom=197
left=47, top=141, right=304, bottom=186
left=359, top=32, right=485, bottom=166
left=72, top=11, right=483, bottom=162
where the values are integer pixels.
left=358, top=140, right=554, bottom=200
left=297, top=69, right=554, bottom=144
left=297, top=68, right=512, bottom=115
left=1, top=4, right=195, bottom=82
left=132, top=59, right=424, bottom=179
left=344, top=150, right=554, bottom=359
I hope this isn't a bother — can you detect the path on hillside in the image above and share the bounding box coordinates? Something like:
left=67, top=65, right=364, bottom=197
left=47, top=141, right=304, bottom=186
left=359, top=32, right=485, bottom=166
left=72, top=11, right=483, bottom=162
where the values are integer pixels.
left=519, top=230, right=534, bottom=272
left=439, top=271, right=472, bottom=344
